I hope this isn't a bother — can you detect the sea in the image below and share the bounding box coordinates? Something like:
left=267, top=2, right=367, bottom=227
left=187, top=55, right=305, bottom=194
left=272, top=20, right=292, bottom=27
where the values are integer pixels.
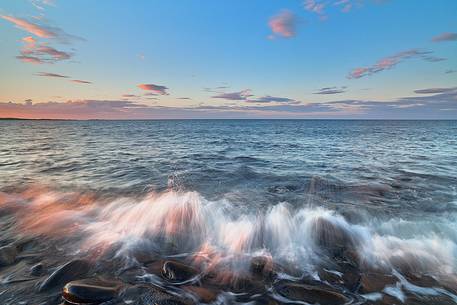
left=0, top=119, right=456, bottom=304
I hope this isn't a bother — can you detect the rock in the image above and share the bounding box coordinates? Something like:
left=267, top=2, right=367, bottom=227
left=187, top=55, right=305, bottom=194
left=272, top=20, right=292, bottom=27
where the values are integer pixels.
left=250, top=256, right=274, bottom=280
left=183, top=286, right=218, bottom=303
left=360, top=272, right=396, bottom=293
left=161, top=260, right=199, bottom=283
left=0, top=244, right=17, bottom=266
left=38, top=259, right=91, bottom=292
left=122, top=284, right=192, bottom=305
left=275, top=281, right=349, bottom=305
left=62, top=278, right=123, bottom=304
left=31, top=263, right=44, bottom=276
left=311, top=218, right=358, bottom=260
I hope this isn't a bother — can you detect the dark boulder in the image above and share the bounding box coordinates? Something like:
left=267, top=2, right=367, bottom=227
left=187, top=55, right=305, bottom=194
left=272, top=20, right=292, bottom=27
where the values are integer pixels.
left=31, top=263, right=44, bottom=276
left=161, top=260, right=199, bottom=283
left=0, top=244, right=17, bottom=266
left=62, top=278, right=123, bottom=304
left=311, top=217, right=358, bottom=260
left=38, top=259, right=91, bottom=292
left=275, top=281, right=349, bottom=305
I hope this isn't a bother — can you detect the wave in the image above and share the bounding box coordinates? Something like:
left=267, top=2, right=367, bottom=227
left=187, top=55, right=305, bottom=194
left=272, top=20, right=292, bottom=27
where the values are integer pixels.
left=1, top=186, right=455, bottom=279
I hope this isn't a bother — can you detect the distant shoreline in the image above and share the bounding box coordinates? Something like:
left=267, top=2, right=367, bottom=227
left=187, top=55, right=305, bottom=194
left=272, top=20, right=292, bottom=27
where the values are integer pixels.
left=1, top=117, right=456, bottom=121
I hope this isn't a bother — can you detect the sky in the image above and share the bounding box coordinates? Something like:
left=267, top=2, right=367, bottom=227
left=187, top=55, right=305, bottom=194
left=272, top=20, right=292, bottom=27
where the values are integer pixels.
left=0, top=0, right=456, bottom=119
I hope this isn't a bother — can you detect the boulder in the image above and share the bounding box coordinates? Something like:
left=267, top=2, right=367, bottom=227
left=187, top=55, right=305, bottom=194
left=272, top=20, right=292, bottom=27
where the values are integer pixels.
left=161, top=260, right=199, bottom=283
left=0, top=244, right=17, bottom=266
left=62, top=278, right=122, bottom=304
left=31, top=263, right=44, bottom=276
left=38, top=259, right=91, bottom=292
left=275, top=281, right=349, bottom=305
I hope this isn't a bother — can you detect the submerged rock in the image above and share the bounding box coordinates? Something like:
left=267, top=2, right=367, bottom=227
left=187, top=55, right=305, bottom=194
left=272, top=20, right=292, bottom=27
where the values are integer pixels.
left=62, top=278, right=123, bottom=304
left=161, top=260, right=199, bottom=283
left=31, top=263, right=44, bottom=276
left=38, top=259, right=91, bottom=292
left=122, top=284, right=193, bottom=305
left=360, top=272, right=396, bottom=293
left=311, top=217, right=358, bottom=259
left=250, top=256, right=275, bottom=280
left=275, top=281, right=349, bottom=305
left=0, top=244, right=17, bottom=266
left=183, top=286, right=219, bottom=303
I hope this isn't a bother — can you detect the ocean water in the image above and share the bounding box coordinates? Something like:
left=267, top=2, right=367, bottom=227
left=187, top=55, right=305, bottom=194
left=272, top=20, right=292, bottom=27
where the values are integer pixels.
left=0, top=119, right=456, bottom=304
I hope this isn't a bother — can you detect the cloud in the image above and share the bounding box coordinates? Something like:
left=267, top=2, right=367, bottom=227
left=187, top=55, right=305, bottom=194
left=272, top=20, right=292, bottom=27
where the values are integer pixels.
left=414, top=87, right=457, bottom=94
left=122, top=94, right=138, bottom=98
left=36, top=72, right=69, bottom=78
left=247, top=95, right=300, bottom=104
left=137, top=83, right=169, bottom=95
left=71, top=79, right=92, bottom=84
left=445, top=69, right=456, bottom=74
left=313, top=86, right=347, bottom=94
left=432, top=32, right=457, bottom=42
left=30, top=0, right=55, bottom=11
left=177, top=97, right=191, bottom=100
left=348, top=49, right=440, bottom=79
left=1, top=89, right=456, bottom=119
left=422, top=56, right=447, bottom=62
left=1, top=15, right=82, bottom=43
left=268, top=10, right=297, bottom=38
left=1, top=15, right=56, bottom=38
left=304, top=0, right=359, bottom=19
left=16, top=34, right=72, bottom=64
left=212, top=89, right=253, bottom=100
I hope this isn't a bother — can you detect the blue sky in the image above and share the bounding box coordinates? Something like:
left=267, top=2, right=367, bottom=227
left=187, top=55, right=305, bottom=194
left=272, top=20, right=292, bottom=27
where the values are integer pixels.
left=0, top=0, right=456, bottom=119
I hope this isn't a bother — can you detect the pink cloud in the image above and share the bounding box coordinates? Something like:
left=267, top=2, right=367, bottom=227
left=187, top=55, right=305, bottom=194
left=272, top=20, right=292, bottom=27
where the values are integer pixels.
left=1, top=15, right=56, bottom=38
left=348, top=49, right=439, bottom=79
left=71, top=80, right=92, bottom=84
left=137, top=83, right=169, bottom=95
left=268, top=10, right=297, bottom=38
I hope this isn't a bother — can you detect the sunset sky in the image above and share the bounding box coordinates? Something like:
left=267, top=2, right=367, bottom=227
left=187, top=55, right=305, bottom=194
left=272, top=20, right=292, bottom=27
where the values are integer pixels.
left=1, top=0, right=456, bottom=119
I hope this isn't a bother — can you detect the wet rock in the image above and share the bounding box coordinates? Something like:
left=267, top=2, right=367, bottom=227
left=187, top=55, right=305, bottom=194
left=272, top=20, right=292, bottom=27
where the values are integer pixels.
left=250, top=256, right=274, bottom=280
left=183, top=286, right=218, bottom=303
left=360, top=272, right=396, bottom=293
left=62, top=278, right=123, bottom=304
left=311, top=217, right=358, bottom=259
left=275, top=281, right=349, bottom=305
left=0, top=244, right=17, bottom=266
left=31, top=263, right=44, bottom=276
left=360, top=272, right=397, bottom=293
left=38, top=259, right=91, bottom=292
left=339, top=262, right=361, bottom=292
left=122, top=284, right=192, bottom=305
left=161, top=260, right=199, bottom=283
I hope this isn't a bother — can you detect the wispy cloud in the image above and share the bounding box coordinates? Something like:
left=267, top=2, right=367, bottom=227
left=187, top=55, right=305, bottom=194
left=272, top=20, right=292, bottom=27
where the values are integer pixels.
left=445, top=69, right=456, bottom=74
left=348, top=49, right=440, bottom=79
left=1, top=15, right=82, bottom=43
left=313, top=86, right=347, bottom=94
left=414, top=87, right=457, bottom=94
left=137, top=83, right=169, bottom=95
left=304, top=0, right=359, bottom=19
left=268, top=10, right=297, bottom=39
left=1, top=15, right=56, bottom=38
left=247, top=95, right=300, bottom=104
left=1, top=89, right=456, bottom=119
left=36, top=72, right=69, bottom=78
left=71, top=79, right=92, bottom=84
left=18, top=42, right=72, bottom=64
left=30, top=0, right=55, bottom=11
left=212, top=89, right=253, bottom=100
left=432, top=32, right=457, bottom=42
